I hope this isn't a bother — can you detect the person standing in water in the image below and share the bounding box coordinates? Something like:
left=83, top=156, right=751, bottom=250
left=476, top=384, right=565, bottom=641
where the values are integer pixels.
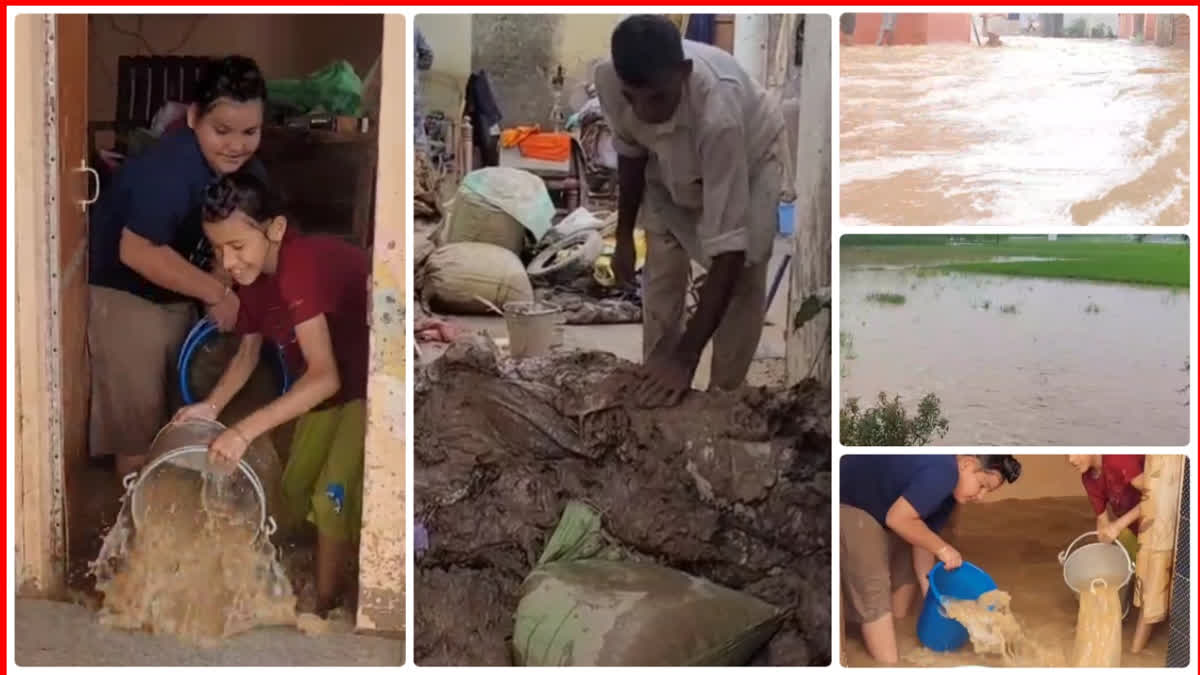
left=594, top=14, right=784, bottom=408
left=87, top=55, right=268, bottom=477
left=840, top=454, right=1022, bottom=664
left=175, top=171, right=370, bottom=616
left=1067, top=454, right=1146, bottom=562
left=877, top=13, right=897, bottom=45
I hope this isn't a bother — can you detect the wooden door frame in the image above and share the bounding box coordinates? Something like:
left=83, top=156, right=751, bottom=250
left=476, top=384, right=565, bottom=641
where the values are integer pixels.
left=13, top=13, right=68, bottom=598
left=356, top=12, right=406, bottom=635
left=13, top=12, right=408, bottom=636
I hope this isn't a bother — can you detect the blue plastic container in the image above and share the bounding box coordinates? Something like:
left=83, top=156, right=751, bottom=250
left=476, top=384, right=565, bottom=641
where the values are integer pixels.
left=777, top=201, right=795, bottom=235
left=916, top=561, right=998, bottom=652
left=178, top=318, right=292, bottom=405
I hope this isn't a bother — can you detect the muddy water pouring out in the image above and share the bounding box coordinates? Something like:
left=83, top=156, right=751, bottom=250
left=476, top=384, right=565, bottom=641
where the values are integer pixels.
left=92, top=419, right=296, bottom=645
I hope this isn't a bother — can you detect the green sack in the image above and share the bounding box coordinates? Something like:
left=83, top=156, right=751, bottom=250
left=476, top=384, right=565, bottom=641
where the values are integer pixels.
left=512, top=502, right=783, bottom=667
left=267, top=60, right=363, bottom=117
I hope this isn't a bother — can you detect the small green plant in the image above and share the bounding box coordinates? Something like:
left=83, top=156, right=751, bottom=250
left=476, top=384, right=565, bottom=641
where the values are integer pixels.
left=1085, top=302, right=1102, bottom=314
left=866, top=292, right=906, bottom=305
left=840, top=392, right=950, bottom=446
left=840, top=331, right=858, bottom=360
left=999, top=304, right=1018, bottom=314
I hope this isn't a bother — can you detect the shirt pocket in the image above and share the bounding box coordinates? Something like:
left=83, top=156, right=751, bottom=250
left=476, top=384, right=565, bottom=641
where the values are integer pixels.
left=663, top=142, right=704, bottom=209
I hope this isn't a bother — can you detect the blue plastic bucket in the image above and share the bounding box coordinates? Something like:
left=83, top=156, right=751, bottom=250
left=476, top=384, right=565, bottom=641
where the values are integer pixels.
left=777, top=201, right=795, bottom=235
left=916, top=561, right=998, bottom=652
left=178, top=318, right=292, bottom=405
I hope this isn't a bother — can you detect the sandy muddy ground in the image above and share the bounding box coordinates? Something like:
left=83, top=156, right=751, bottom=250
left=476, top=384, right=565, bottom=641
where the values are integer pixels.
left=841, top=496, right=1170, bottom=667
left=14, top=599, right=402, bottom=666
left=841, top=37, right=1190, bottom=226
left=839, top=268, right=1190, bottom=446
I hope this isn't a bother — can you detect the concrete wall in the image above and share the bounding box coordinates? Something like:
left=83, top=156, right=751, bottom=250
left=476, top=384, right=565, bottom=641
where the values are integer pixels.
left=88, top=14, right=383, bottom=122
left=468, top=14, right=625, bottom=128
left=983, top=455, right=1083, bottom=503
left=850, top=13, right=972, bottom=46
left=414, top=14, right=472, bottom=116
left=1118, top=13, right=1187, bottom=44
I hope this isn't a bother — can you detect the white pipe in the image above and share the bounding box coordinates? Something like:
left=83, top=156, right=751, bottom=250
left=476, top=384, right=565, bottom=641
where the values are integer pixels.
left=733, top=14, right=769, bottom=86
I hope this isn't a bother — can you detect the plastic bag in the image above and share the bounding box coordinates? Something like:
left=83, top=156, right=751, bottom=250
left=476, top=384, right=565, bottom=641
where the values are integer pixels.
left=267, top=60, right=364, bottom=117
left=511, top=502, right=783, bottom=666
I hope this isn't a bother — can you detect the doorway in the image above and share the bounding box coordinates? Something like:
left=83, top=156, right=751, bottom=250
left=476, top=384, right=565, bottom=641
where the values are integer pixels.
left=13, top=13, right=406, bottom=635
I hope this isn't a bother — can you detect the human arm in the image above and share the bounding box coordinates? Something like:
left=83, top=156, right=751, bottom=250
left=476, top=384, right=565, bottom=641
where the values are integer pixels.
left=1099, top=502, right=1142, bottom=543
left=635, top=112, right=752, bottom=407
left=885, top=497, right=962, bottom=569
left=174, top=333, right=263, bottom=425
left=635, top=250, right=744, bottom=407
left=209, top=314, right=341, bottom=466
left=913, top=545, right=936, bottom=596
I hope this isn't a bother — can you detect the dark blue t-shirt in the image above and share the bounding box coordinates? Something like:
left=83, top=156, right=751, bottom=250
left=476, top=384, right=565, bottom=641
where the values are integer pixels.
left=840, top=455, right=958, bottom=532
left=88, top=127, right=266, bottom=304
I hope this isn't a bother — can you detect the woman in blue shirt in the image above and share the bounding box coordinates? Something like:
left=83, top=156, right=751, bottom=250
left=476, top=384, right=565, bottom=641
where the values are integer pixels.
left=88, top=55, right=269, bottom=477
left=840, top=454, right=1022, bottom=664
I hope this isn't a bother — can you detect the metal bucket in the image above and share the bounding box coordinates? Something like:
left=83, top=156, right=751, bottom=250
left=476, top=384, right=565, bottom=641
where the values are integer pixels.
left=1058, top=530, right=1135, bottom=618
left=127, top=419, right=282, bottom=540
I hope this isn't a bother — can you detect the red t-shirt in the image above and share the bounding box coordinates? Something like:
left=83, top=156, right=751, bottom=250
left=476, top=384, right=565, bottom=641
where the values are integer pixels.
left=234, top=231, right=369, bottom=407
left=1081, top=455, right=1145, bottom=533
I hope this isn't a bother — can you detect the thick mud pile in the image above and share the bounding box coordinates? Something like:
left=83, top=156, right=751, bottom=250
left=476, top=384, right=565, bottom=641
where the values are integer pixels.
left=414, top=338, right=832, bottom=666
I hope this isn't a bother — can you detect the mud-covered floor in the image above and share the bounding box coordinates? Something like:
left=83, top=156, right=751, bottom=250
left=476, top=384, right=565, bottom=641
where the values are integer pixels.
left=14, top=599, right=403, bottom=666
left=414, top=340, right=831, bottom=666
left=49, top=338, right=393, bottom=664
left=841, top=496, right=1171, bottom=667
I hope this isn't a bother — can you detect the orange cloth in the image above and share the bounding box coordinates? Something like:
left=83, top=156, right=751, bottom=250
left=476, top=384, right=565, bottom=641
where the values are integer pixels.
left=500, top=125, right=539, bottom=148
left=518, top=132, right=571, bottom=162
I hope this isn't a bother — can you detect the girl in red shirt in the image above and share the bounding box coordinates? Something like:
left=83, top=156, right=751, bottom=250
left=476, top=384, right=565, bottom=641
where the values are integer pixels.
left=175, top=170, right=370, bottom=616
left=1067, top=454, right=1146, bottom=559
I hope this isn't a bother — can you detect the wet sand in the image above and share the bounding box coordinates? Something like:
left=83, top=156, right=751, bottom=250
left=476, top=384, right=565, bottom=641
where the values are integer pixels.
left=842, top=496, right=1171, bottom=667
left=840, top=269, right=1190, bottom=446
left=841, top=37, right=1190, bottom=226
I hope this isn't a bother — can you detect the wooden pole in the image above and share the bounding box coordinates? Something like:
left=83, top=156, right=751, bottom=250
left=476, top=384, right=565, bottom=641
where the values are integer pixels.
left=785, top=14, right=832, bottom=387
left=1131, top=454, right=1184, bottom=652
left=356, top=13, right=407, bottom=635
left=14, top=14, right=68, bottom=598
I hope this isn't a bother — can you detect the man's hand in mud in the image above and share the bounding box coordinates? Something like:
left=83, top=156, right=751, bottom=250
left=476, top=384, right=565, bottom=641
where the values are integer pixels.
left=208, top=427, right=251, bottom=470
left=935, top=544, right=964, bottom=570
left=635, top=345, right=699, bottom=408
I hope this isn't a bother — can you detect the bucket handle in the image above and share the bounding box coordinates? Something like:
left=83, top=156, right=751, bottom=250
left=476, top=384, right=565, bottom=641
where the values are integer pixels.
left=1058, top=530, right=1100, bottom=565
left=1058, top=530, right=1135, bottom=575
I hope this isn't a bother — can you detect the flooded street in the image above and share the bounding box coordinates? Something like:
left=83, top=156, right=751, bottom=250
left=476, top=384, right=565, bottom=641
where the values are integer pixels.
left=840, top=37, right=1190, bottom=226
left=839, top=269, right=1190, bottom=446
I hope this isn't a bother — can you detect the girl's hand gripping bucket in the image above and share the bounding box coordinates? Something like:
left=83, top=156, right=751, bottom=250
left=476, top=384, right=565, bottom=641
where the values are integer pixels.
left=1058, top=530, right=1135, bottom=618
left=916, top=561, right=999, bottom=652
left=126, top=418, right=279, bottom=542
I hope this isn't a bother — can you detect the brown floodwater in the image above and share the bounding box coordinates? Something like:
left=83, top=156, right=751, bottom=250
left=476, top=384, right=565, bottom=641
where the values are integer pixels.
left=841, top=496, right=1170, bottom=667
left=840, top=37, right=1191, bottom=226
left=839, top=269, right=1190, bottom=446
